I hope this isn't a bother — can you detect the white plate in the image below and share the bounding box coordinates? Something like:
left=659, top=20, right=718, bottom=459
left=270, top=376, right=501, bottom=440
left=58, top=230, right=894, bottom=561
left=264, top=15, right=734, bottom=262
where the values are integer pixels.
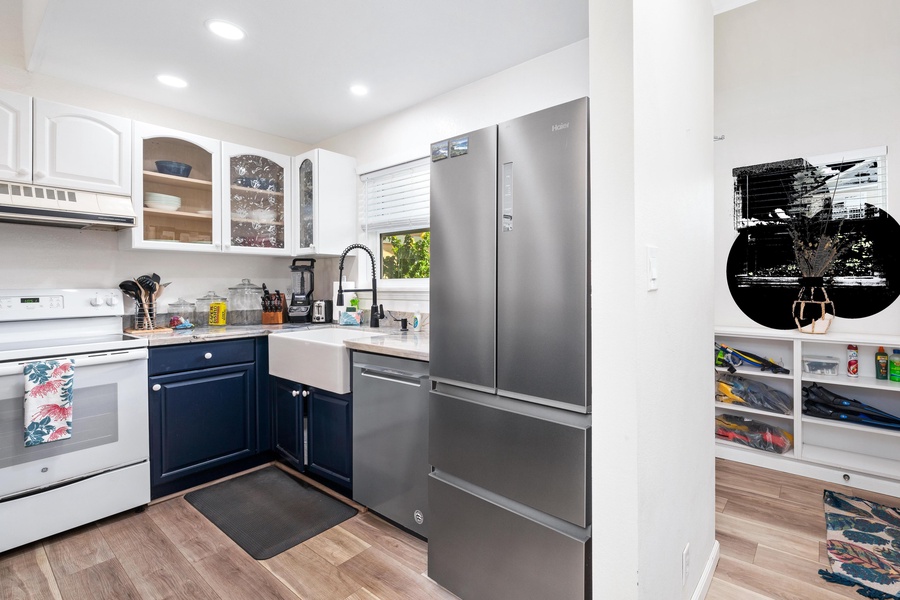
left=145, top=192, right=181, bottom=204
left=145, top=203, right=179, bottom=212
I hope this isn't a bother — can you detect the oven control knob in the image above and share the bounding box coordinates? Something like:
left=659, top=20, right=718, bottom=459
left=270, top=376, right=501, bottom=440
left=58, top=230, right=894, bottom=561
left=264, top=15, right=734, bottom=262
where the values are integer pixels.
left=90, top=296, right=103, bottom=306
left=106, top=296, right=118, bottom=306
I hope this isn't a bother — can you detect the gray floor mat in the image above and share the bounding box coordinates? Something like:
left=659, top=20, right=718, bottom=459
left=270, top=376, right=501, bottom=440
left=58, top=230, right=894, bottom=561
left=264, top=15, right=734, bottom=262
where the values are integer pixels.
left=184, top=466, right=357, bottom=560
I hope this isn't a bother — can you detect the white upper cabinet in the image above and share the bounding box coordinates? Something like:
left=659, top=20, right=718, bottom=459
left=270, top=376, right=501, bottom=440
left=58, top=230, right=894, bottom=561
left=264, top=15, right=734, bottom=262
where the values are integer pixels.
left=292, top=148, right=357, bottom=256
left=221, top=142, right=293, bottom=256
left=32, top=98, right=131, bottom=195
left=0, top=90, right=32, bottom=183
left=127, top=122, right=221, bottom=252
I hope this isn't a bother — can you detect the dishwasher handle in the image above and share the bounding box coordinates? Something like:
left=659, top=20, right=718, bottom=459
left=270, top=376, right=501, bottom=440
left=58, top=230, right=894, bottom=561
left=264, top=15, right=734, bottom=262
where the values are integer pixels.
left=358, top=366, right=427, bottom=387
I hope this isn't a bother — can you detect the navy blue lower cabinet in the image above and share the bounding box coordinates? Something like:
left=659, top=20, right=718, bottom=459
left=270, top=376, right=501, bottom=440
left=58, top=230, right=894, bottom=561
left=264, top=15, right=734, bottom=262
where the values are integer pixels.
left=271, top=376, right=305, bottom=470
left=307, top=387, right=353, bottom=490
left=148, top=339, right=267, bottom=498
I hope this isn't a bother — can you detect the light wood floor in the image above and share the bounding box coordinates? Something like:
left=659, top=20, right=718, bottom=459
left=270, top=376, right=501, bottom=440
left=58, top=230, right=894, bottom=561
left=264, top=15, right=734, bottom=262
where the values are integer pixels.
left=4, top=459, right=900, bottom=599
left=0, top=465, right=458, bottom=600
left=710, top=457, right=900, bottom=600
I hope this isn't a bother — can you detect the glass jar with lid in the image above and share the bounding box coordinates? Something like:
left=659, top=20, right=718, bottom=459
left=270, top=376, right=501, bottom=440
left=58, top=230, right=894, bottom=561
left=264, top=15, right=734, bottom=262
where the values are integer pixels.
left=227, top=278, right=263, bottom=325
left=167, top=298, right=196, bottom=329
left=196, top=291, right=226, bottom=327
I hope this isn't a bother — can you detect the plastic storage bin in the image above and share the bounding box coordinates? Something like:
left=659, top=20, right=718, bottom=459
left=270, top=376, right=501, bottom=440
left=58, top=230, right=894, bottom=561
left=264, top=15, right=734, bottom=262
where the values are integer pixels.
left=802, top=355, right=840, bottom=376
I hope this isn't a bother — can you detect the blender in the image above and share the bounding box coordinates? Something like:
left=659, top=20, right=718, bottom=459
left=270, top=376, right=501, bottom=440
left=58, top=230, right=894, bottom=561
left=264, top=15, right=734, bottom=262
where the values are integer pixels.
left=288, top=258, right=315, bottom=323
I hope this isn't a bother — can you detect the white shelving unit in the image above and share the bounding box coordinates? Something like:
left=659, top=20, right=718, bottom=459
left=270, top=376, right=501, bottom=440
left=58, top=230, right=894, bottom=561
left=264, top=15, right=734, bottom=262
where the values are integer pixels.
left=715, top=327, right=900, bottom=497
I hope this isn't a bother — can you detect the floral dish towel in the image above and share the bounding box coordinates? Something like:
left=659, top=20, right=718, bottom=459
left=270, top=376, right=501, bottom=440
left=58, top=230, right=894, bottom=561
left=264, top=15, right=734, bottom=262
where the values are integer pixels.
left=24, top=359, right=74, bottom=447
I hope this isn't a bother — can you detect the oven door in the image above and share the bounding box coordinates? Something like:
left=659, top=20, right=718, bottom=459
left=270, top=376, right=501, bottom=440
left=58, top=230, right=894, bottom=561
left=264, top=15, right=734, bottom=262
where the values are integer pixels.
left=0, top=348, right=148, bottom=499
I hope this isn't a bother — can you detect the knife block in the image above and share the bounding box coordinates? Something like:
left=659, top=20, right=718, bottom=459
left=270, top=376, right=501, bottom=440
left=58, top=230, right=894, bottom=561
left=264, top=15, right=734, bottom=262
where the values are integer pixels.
left=262, top=293, right=286, bottom=324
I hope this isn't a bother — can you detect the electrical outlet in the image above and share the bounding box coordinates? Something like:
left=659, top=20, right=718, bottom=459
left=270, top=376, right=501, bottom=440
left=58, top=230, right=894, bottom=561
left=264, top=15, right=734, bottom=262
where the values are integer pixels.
left=682, top=543, right=690, bottom=586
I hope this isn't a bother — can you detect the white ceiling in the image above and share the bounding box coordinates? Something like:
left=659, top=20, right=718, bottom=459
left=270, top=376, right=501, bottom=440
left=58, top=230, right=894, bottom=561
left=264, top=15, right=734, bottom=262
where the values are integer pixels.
left=25, top=0, right=588, bottom=145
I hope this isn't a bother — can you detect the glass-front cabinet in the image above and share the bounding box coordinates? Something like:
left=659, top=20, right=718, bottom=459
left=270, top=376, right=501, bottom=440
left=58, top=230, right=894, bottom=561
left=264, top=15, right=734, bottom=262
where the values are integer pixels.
left=222, top=143, right=291, bottom=255
left=128, top=122, right=221, bottom=251
left=292, top=148, right=357, bottom=256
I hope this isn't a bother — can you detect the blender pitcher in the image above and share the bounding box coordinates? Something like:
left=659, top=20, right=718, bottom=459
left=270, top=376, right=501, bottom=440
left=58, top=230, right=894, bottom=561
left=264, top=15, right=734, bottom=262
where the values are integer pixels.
left=288, top=258, right=315, bottom=323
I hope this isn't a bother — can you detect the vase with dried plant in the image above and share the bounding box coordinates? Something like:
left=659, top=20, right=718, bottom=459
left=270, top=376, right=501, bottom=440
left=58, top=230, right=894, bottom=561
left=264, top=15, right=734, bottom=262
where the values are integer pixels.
left=787, top=182, right=849, bottom=333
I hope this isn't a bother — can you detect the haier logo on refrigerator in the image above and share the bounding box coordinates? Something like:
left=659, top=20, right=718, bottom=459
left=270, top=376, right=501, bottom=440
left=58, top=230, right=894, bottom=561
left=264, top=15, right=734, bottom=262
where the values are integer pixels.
left=552, top=122, right=570, bottom=132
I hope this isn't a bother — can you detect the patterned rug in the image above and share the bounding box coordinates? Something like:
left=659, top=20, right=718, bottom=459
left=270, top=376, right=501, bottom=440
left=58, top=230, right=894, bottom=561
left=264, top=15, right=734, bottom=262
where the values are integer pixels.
left=820, top=490, right=900, bottom=599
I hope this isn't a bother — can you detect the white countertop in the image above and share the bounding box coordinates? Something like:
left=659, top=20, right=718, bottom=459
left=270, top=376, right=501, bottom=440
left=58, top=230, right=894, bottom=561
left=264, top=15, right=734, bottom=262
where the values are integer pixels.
left=137, top=322, right=429, bottom=361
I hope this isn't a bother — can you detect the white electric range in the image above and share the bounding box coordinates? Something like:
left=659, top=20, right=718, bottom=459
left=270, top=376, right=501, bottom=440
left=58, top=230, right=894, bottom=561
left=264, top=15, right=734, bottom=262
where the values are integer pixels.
left=0, top=288, right=149, bottom=553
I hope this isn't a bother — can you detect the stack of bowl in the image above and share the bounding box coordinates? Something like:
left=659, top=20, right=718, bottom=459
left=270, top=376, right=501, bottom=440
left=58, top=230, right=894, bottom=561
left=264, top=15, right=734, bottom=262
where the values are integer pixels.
left=144, top=192, right=181, bottom=211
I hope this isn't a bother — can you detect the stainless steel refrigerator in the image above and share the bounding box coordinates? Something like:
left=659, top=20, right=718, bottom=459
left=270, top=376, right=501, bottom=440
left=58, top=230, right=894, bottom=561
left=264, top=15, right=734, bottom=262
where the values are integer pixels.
left=428, top=97, right=592, bottom=600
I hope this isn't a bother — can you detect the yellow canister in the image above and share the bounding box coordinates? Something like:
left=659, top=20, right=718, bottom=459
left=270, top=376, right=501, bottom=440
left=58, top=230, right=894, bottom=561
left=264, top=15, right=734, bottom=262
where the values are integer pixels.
left=208, top=301, right=227, bottom=326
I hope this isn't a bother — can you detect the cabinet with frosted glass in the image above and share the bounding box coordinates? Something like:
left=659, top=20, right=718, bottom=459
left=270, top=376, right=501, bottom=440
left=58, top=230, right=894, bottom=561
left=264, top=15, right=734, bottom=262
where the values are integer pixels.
left=292, top=149, right=357, bottom=256
left=222, top=143, right=292, bottom=255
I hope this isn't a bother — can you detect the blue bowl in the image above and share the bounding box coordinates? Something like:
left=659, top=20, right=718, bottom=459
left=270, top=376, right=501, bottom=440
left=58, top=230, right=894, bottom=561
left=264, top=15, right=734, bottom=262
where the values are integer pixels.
left=156, top=161, right=192, bottom=177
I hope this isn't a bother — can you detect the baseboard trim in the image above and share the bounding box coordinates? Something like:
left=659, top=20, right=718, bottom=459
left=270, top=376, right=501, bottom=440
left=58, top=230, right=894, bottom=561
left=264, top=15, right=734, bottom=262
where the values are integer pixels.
left=692, top=540, right=720, bottom=600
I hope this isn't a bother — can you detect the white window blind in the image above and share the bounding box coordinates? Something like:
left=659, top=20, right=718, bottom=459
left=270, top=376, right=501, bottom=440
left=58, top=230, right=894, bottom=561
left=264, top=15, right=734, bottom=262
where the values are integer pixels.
left=361, top=157, right=430, bottom=231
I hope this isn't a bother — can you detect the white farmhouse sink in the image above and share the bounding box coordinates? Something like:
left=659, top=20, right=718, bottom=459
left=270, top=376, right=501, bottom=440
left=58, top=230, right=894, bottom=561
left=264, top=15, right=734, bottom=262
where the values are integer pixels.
left=268, top=327, right=382, bottom=394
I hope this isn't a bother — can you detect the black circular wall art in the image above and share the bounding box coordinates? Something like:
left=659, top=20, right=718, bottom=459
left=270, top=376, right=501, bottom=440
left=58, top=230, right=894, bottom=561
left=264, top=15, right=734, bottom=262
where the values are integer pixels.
left=726, top=206, right=900, bottom=330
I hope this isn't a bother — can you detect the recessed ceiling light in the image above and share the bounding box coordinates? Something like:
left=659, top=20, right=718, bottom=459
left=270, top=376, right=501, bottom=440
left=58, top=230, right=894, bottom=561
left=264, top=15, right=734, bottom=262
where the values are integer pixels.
left=206, top=19, right=245, bottom=41
left=157, top=74, right=188, bottom=88
left=350, top=84, right=369, bottom=97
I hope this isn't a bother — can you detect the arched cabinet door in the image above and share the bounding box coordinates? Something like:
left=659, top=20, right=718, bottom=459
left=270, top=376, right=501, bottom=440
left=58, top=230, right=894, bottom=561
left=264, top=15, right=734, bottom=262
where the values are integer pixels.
left=221, top=142, right=292, bottom=256
left=0, top=89, right=32, bottom=183
left=128, top=122, right=221, bottom=252
left=33, top=98, right=131, bottom=195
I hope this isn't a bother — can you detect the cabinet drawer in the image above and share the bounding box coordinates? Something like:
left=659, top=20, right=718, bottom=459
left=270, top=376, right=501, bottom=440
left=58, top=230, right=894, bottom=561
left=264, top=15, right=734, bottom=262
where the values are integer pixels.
left=149, top=339, right=255, bottom=375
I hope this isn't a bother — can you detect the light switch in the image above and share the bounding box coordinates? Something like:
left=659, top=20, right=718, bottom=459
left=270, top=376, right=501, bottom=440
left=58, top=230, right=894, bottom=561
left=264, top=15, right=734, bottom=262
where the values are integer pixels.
left=647, top=245, right=659, bottom=291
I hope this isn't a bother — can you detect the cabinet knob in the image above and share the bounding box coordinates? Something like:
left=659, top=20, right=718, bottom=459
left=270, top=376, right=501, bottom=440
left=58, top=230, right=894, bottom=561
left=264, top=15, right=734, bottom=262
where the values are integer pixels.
left=16, top=168, right=29, bottom=176
left=302, top=390, right=310, bottom=397
left=291, top=390, right=301, bottom=397
left=204, top=352, right=213, bottom=359
left=34, top=171, right=46, bottom=179
left=152, top=384, right=161, bottom=392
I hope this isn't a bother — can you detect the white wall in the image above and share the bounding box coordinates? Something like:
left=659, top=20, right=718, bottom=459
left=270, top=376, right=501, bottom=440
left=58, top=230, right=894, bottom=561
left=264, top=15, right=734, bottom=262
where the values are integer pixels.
left=319, top=39, right=589, bottom=174
left=714, top=0, right=900, bottom=335
left=591, top=0, right=716, bottom=597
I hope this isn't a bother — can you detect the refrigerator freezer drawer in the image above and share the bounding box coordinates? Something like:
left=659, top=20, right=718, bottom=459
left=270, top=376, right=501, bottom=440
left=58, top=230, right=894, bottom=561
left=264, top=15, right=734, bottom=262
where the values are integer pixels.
left=428, top=471, right=590, bottom=600
left=429, top=384, right=590, bottom=527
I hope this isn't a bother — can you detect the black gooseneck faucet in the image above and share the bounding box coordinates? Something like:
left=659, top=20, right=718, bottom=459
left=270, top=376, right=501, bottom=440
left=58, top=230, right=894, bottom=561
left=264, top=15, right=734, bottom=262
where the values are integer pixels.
left=336, top=243, right=385, bottom=327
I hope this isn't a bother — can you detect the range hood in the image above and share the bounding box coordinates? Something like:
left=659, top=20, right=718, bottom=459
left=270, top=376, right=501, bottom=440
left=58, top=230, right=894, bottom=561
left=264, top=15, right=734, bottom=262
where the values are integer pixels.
left=0, top=181, right=136, bottom=231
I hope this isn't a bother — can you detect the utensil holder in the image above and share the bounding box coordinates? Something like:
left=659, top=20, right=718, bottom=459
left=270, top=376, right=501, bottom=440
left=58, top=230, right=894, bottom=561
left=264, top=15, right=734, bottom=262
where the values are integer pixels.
left=133, top=302, right=157, bottom=330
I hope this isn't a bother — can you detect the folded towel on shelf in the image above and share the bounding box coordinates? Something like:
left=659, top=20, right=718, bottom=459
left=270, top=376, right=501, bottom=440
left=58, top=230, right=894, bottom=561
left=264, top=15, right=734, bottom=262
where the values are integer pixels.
left=23, top=359, right=74, bottom=447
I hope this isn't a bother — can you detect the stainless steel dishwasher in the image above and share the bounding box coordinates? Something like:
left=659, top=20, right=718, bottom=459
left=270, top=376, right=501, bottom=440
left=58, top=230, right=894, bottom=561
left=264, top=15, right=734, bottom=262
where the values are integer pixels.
left=352, top=351, right=429, bottom=538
